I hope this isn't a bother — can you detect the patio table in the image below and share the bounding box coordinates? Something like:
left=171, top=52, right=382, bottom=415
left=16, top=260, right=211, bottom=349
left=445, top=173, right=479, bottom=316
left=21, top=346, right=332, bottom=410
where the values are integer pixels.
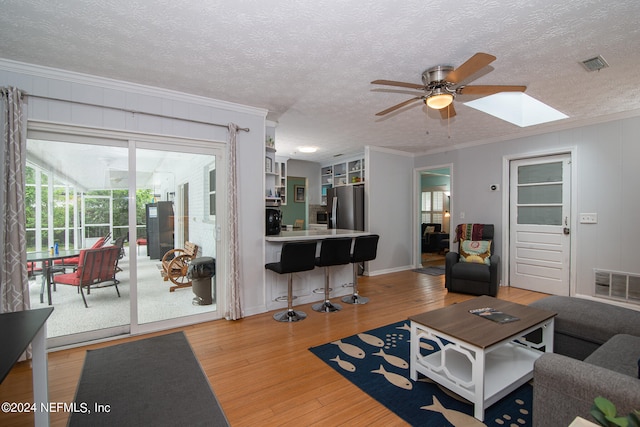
left=27, top=250, right=81, bottom=305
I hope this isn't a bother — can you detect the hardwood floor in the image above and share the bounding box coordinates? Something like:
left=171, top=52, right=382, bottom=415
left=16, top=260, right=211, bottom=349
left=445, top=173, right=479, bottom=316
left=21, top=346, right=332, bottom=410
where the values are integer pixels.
left=0, top=270, right=548, bottom=427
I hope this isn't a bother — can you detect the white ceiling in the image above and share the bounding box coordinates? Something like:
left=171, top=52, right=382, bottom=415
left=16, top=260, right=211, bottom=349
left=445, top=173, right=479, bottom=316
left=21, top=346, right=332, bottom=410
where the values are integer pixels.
left=2, top=0, right=640, bottom=163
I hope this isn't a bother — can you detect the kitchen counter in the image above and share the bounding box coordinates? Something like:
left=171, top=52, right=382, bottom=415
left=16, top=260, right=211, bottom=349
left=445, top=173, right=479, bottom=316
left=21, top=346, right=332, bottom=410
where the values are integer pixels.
left=265, top=228, right=369, bottom=242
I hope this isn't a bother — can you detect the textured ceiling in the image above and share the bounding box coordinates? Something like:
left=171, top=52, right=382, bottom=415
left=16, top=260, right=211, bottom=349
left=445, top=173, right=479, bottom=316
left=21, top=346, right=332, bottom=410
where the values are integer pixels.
left=2, top=0, right=640, bottom=162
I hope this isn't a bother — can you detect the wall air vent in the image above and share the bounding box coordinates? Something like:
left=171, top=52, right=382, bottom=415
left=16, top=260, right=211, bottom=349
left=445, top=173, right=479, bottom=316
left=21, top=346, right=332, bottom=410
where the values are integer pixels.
left=594, top=269, right=640, bottom=304
left=581, top=55, right=609, bottom=72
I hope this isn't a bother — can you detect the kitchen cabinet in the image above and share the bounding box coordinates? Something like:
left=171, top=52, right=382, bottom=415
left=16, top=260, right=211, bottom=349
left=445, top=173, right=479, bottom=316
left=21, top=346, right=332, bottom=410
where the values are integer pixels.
left=265, top=124, right=287, bottom=205
left=320, top=156, right=365, bottom=205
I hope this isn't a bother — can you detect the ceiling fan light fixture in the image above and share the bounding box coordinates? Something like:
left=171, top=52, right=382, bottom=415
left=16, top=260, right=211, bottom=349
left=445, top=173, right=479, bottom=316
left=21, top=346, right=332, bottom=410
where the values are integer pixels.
left=426, top=92, right=454, bottom=110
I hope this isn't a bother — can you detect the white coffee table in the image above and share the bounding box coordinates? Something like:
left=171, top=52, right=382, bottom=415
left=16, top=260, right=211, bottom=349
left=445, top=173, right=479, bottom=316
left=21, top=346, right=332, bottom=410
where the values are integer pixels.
left=409, top=296, right=556, bottom=421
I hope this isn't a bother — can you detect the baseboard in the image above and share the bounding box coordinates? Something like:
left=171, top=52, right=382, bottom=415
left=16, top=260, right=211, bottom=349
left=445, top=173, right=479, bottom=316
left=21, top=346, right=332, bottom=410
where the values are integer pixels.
left=367, top=265, right=414, bottom=277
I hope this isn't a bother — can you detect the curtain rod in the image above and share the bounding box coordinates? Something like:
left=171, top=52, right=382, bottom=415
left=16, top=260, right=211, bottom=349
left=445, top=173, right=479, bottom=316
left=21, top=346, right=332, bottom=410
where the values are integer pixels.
left=24, top=93, right=250, bottom=132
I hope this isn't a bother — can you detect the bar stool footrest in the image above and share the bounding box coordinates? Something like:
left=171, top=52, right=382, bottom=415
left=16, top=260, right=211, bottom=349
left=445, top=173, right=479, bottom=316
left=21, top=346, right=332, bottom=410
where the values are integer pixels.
left=274, top=295, right=298, bottom=302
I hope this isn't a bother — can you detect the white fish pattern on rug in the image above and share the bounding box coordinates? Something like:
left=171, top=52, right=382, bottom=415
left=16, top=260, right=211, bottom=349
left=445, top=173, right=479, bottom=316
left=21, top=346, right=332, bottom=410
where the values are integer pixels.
left=330, top=355, right=356, bottom=372
left=422, top=396, right=486, bottom=426
left=373, top=349, right=408, bottom=369
left=309, top=321, right=533, bottom=427
left=331, top=340, right=365, bottom=359
left=371, top=364, right=413, bottom=390
left=357, top=333, right=385, bottom=347
left=410, top=339, right=435, bottom=351
left=397, top=323, right=411, bottom=332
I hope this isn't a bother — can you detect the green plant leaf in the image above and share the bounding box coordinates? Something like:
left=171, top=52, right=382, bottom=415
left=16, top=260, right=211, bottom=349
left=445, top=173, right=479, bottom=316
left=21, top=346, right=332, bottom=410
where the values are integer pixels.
left=605, top=415, right=629, bottom=427
left=595, top=397, right=618, bottom=417
left=591, top=407, right=609, bottom=426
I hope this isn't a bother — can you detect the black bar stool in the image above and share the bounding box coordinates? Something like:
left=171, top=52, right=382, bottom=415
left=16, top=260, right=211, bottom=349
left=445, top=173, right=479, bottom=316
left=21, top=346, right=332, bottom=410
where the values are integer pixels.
left=342, top=234, right=379, bottom=305
left=312, top=237, right=353, bottom=313
left=265, top=241, right=318, bottom=322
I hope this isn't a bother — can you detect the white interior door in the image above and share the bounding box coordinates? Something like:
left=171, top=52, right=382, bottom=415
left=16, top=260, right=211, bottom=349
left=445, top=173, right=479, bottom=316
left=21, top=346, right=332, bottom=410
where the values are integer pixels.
left=509, top=154, right=571, bottom=295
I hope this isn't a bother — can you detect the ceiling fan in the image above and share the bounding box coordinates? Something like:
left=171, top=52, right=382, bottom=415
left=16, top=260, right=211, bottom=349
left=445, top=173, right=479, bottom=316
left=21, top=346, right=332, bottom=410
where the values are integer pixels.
left=371, top=52, right=526, bottom=119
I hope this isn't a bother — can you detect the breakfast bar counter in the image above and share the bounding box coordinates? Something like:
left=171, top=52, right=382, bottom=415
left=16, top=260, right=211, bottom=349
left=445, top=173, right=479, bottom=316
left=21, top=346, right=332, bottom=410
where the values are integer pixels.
left=265, top=229, right=372, bottom=311
left=265, top=228, right=371, bottom=242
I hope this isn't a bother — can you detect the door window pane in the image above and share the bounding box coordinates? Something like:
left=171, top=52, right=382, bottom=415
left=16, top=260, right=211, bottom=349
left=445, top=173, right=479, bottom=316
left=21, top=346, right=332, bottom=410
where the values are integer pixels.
left=518, top=184, right=562, bottom=204
left=136, top=148, right=218, bottom=325
left=518, top=162, right=562, bottom=184
left=26, top=139, right=130, bottom=341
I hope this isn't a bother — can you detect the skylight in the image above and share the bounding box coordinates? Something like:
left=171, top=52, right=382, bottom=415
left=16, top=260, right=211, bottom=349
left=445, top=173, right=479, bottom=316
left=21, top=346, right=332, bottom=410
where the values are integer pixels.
left=464, top=92, right=568, bottom=127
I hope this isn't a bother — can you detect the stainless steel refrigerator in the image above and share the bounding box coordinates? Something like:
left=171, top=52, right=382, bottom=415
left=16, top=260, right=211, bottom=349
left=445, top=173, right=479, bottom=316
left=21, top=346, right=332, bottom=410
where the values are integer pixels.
left=327, top=184, right=364, bottom=230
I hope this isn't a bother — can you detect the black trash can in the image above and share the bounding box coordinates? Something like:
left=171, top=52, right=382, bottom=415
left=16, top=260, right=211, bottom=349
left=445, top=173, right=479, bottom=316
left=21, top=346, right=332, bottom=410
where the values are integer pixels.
left=188, top=257, right=216, bottom=306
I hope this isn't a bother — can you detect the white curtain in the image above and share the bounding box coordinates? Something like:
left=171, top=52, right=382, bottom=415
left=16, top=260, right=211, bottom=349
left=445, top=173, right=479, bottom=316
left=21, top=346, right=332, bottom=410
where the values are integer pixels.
left=225, top=123, right=242, bottom=320
left=0, top=87, right=29, bottom=315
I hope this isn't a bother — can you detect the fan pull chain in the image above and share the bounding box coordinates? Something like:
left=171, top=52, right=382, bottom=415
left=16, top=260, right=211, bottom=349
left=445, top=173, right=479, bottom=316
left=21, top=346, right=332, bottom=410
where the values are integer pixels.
left=447, top=105, right=451, bottom=139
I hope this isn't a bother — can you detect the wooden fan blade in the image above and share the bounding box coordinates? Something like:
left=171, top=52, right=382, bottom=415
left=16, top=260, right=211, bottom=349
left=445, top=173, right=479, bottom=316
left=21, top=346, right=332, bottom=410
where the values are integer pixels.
left=445, top=52, right=496, bottom=84
left=375, top=97, right=422, bottom=116
left=439, top=103, right=456, bottom=119
left=458, top=85, right=526, bottom=95
left=371, top=79, right=425, bottom=90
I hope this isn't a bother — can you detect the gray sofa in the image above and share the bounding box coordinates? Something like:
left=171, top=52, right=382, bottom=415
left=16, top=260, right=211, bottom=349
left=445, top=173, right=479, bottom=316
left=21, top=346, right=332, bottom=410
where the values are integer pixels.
left=529, top=296, right=640, bottom=427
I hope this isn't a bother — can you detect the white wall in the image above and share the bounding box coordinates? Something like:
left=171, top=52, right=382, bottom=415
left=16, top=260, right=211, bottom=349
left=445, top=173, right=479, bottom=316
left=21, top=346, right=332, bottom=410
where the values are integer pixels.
left=1, top=59, right=269, bottom=317
left=174, top=156, right=216, bottom=258
left=366, top=147, right=414, bottom=275
left=414, top=115, right=640, bottom=298
left=287, top=159, right=321, bottom=204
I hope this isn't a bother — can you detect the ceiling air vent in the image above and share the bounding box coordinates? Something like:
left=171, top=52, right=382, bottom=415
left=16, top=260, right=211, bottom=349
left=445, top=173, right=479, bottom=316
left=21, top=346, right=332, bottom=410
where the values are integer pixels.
left=581, top=55, right=609, bottom=72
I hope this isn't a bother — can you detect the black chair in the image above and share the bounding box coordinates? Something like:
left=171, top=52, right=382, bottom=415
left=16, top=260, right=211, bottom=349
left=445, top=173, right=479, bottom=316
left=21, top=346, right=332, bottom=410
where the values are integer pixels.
left=342, top=234, right=379, bottom=305
left=445, top=224, right=500, bottom=297
left=421, top=223, right=442, bottom=253
left=312, top=237, right=353, bottom=313
left=265, top=241, right=318, bottom=322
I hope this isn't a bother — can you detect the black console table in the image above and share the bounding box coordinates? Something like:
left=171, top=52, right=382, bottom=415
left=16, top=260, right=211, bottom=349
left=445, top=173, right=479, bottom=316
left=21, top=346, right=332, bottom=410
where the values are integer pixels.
left=0, top=307, right=54, bottom=426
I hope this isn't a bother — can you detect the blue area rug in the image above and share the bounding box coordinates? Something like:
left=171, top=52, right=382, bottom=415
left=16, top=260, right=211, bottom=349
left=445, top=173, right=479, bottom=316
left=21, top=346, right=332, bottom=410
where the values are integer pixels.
left=309, top=321, right=532, bottom=426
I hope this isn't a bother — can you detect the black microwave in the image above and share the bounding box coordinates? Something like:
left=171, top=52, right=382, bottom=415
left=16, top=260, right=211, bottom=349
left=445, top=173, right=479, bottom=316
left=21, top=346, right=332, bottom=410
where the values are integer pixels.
left=317, top=211, right=328, bottom=224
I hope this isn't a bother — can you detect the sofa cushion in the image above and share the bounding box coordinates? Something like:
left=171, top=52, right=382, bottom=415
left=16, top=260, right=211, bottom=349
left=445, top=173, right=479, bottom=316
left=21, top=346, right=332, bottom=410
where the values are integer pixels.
left=584, top=334, right=640, bottom=378
left=459, top=239, right=491, bottom=265
left=530, top=296, right=640, bottom=346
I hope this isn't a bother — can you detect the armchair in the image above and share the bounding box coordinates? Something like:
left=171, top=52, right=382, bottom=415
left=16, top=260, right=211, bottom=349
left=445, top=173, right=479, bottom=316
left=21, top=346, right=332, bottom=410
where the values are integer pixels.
left=53, top=234, right=108, bottom=268
left=421, top=223, right=442, bottom=253
left=52, top=246, right=120, bottom=308
left=445, top=224, right=500, bottom=297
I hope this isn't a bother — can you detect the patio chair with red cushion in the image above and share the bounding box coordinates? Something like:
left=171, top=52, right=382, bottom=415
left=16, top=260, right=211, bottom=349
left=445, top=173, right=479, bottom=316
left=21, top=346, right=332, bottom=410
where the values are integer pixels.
left=52, top=245, right=120, bottom=308
left=54, top=235, right=108, bottom=268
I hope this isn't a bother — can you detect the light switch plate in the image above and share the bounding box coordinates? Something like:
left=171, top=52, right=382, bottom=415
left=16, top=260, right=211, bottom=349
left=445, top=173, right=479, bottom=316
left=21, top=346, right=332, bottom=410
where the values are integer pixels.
left=579, top=213, right=597, bottom=224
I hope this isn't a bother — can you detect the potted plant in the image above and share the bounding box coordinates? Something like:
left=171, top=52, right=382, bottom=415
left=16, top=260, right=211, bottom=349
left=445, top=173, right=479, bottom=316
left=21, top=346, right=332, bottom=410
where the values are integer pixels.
left=591, top=397, right=640, bottom=427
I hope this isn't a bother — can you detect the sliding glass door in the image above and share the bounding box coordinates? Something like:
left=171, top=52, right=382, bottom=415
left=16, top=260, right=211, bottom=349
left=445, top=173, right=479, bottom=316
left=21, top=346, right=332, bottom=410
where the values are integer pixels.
left=26, top=128, right=225, bottom=347
left=133, top=143, right=222, bottom=331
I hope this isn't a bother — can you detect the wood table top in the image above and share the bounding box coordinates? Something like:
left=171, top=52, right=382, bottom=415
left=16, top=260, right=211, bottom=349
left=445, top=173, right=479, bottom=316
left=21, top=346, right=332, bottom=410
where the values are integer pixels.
left=409, top=295, right=556, bottom=349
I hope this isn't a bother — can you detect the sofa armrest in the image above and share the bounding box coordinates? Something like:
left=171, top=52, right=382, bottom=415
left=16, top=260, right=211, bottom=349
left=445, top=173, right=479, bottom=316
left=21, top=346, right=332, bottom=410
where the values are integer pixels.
left=533, top=353, right=640, bottom=427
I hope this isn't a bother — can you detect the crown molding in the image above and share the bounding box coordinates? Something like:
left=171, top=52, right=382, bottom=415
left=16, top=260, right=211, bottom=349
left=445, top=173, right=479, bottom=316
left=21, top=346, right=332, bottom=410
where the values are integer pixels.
left=415, top=107, right=640, bottom=157
left=0, top=58, right=268, bottom=118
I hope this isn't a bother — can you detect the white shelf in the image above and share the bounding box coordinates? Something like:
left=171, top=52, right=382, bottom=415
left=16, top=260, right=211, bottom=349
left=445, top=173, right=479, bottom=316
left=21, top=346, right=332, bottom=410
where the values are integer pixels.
left=416, top=341, right=541, bottom=408
left=320, top=155, right=365, bottom=205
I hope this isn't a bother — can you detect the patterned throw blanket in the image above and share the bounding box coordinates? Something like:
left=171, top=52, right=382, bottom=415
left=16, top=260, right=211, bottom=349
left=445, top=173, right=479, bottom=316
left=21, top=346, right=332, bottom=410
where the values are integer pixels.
left=454, top=223, right=484, bottom=242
